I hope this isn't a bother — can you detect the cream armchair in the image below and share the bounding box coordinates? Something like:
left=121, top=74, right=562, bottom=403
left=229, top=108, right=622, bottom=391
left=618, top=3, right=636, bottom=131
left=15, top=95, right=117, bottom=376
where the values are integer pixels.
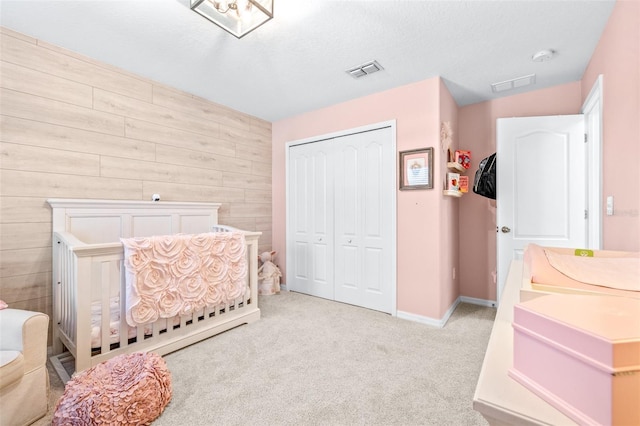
left=0, top=309, right=49, bottom=426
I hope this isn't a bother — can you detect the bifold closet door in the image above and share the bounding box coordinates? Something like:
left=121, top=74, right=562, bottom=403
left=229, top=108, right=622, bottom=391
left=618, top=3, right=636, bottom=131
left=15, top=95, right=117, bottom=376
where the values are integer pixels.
left=288, top=140, right=335, bottom=300
left=288, top=126, right=394, bottom=314
left=333, top=127, right=394, bottom=313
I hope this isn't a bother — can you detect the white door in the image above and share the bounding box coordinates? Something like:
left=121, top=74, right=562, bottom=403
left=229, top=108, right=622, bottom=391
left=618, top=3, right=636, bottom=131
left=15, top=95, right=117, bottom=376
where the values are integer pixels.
left=334, top=127, right=394, bottom=313
left=496, top=115, right=587, bottom=303
left=287, top=124, right=396, bottom=314
left=288, top=140, right=334, bottom=299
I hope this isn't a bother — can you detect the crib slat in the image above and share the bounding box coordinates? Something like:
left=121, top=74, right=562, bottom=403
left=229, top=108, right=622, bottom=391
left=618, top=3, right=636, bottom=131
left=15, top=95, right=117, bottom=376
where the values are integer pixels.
left=152, top=318, right=162, bottom=338
left=119, top=259, right=128, bottom=350
left=99, top=262, right=111, bottom=352
left=61, top=242, right=69, bottom=340
left=64, top=242, right=74, bottom=349
left=99, top=261, right=111, bottom=355
left=60, top=241, right=68, bottom=343
left=136, top=318, right=145, bottom=345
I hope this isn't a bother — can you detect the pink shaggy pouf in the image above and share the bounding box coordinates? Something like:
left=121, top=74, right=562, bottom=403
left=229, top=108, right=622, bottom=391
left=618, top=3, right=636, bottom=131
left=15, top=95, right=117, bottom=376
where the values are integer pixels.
left=52, top=352, right=172, bottom=425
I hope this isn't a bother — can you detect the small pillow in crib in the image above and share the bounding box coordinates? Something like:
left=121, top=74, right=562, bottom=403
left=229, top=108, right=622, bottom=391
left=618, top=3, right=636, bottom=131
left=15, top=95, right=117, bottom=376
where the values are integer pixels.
left=52, top=352, right=172, bottom=425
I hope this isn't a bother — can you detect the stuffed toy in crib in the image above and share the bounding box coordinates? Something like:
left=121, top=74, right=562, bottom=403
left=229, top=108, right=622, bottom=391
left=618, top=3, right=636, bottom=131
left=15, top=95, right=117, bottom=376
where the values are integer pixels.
left=258, top=251, right=282, bottom=295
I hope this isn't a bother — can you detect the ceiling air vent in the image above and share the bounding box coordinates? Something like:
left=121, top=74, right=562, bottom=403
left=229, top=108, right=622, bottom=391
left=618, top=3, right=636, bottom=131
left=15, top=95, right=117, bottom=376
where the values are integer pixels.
left=347, top=60, right=384, bottom=79
left=491, top=74, right=536, bottom=93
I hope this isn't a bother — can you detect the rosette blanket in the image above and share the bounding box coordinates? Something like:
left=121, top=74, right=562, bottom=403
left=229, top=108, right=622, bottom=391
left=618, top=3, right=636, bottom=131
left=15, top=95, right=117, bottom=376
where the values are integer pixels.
left=121, top=232, right=247, bottom=327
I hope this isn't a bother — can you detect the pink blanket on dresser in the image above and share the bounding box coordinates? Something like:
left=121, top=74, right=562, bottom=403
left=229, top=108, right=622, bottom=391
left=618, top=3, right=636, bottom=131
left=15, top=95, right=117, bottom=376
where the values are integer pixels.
left=121, top=232, right=247, bottom=327
left=545, top=250, right=640, bottom=291
left=524, top=243, right=640, bottom=297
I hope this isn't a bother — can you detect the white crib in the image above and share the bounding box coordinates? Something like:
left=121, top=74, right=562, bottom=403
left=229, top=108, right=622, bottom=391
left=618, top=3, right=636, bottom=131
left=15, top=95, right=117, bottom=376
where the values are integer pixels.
left=48, top=199, right=261, bottom=378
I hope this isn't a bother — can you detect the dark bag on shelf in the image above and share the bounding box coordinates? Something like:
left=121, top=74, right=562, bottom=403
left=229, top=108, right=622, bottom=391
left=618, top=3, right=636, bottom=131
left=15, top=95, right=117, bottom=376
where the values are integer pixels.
left=473, top=153, right=496, bottom=199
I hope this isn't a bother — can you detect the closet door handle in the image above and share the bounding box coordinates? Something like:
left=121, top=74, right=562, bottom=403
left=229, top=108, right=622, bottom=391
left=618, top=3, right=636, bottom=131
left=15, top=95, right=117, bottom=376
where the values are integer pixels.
left=348, top=239, right=352, bottom=244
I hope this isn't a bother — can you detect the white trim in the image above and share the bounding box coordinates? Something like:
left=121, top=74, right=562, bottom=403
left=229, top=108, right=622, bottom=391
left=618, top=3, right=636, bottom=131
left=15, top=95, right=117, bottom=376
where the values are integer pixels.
left=459, top=296, right=496, bottom=308
left=285, top=120, right=396, bottom=148
left=397, top=298, right=461, bottom=328
left=285, top=120, right=397, bottom=316
left=581, top=74, right=603, bottom=249
left=47, top=198, right=221, bottom=210
left=285, top=141, right=292, bottom=292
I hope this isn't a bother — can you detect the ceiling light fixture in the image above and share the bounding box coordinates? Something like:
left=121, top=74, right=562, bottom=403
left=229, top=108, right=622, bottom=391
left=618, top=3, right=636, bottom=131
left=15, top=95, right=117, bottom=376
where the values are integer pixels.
left=190, top=0, right=273, bottom=39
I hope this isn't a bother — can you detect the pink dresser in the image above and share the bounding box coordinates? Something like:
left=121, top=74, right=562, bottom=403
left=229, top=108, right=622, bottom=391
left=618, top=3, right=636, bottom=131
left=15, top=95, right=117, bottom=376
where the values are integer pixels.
left=510, top=294, right=640, bottom=426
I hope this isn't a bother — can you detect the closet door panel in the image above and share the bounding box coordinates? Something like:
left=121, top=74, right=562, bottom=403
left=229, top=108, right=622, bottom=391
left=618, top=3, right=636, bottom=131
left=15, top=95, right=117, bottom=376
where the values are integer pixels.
left=336, top=129, right=393, bottom=313
left=341, top=246, right=358, bottom=289
left=294, top=242, right=309, bottom=279
left=362, top=140, right=386, bottom=305
left=339, top=145, right=359, bottom=236
left=334, top=140, right=361, bottom=303
left=369, top=131, right=394, bottom=313
left=289, top=150, right=311, bottom=290
left=313, top=242, right=328, bottom=282
left=309, top=148, right=333, bottom=298
left=364, top=141, right=383, bottom=238
left=364, top=247, right=383, bottom=293
left=288, top=142, right=333, bottom=299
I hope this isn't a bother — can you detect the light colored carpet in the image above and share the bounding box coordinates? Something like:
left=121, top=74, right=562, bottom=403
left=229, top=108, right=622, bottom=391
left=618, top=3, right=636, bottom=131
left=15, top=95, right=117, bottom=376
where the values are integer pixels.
left=37, top=291, right=495, bottom=425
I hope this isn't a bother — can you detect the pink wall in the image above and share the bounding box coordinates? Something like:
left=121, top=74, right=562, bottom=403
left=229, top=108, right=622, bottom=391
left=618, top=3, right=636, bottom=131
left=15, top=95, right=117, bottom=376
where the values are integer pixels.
left=273, top=0, right=639, bottom=311
left=273, top=77, right=456, bottom=319
left=457, top=82, right=583, bottom=301
left=581, top=0, right=640, bottom=251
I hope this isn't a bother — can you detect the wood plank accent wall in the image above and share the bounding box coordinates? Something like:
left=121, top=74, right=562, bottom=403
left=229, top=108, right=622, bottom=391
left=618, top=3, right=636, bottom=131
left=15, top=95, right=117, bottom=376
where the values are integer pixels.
left=0, top=27, right=273, bottom=323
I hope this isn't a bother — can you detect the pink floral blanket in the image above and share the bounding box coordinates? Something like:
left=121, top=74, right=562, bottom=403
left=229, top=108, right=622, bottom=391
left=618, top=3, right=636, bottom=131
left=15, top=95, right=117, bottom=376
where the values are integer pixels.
left=121, top=232, right=247, bottom=327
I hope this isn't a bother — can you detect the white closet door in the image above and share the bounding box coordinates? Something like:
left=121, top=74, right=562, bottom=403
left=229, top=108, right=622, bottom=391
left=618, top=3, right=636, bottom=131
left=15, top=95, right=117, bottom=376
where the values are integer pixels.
left=334, top=127, right=394, bottom=313
left=287, top=124, right=395, bottom=314
left=288, top=141, right=334, bottom=299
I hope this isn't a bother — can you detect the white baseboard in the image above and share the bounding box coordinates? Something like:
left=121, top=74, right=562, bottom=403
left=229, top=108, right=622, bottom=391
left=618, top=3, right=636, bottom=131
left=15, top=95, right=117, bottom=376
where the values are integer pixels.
left=397, top=298, right=461, bottom=328
left=279, top=283, right=288, bottom=292
left=459, top=296, right=496, bottom=308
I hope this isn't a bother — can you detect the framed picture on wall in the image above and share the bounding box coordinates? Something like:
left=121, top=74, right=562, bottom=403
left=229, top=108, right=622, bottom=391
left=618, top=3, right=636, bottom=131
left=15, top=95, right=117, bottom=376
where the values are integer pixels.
left=399, top=147, right=434, bottom=190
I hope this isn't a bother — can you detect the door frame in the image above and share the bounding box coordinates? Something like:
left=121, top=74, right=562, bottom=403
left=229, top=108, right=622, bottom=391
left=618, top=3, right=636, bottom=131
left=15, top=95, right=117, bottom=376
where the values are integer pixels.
left=285, top=120, right=398, bottom=316
left=582, top=74, right=604, bottom=249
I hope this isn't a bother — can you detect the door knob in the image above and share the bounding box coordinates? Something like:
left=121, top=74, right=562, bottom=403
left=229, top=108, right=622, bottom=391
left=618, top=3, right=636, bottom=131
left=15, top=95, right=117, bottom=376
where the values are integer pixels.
left=501, top=226, right=511, bottom=233
left=348, top=239, right=352, bottom=243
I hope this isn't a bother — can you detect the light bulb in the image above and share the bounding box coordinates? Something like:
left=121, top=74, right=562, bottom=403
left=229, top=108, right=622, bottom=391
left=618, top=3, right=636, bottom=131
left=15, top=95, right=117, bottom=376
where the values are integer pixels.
left=211, top=1, right=223, bottom=12
left=235, top=0, right=251, bottom=20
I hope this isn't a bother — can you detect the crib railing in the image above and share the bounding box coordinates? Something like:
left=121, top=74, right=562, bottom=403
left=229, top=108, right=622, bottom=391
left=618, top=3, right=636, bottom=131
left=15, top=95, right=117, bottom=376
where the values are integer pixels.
left=52, top=229, right=261, bottom=373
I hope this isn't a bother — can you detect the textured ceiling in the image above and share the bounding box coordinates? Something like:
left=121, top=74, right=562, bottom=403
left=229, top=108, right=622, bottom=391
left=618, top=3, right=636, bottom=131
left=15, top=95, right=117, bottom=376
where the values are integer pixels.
left=0, top=0, right=616, bottom=122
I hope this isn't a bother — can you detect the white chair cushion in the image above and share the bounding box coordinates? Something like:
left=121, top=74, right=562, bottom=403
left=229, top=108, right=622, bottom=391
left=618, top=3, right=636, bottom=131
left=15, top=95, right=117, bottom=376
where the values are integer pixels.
left=0, top=351, right=24, bottom=388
